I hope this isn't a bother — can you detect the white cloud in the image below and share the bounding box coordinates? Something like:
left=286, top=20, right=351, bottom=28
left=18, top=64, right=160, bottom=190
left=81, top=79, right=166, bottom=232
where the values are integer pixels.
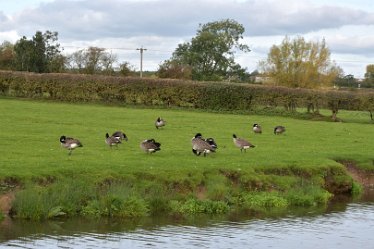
left=0, top=0, right=373, bottom=77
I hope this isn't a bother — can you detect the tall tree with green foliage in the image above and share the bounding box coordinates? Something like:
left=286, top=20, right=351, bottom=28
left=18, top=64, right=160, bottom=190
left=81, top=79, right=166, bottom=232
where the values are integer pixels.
left=260, top=36, right=340, bottom=88
left=158, top=19, right=250, bottom=81
left=13, top=30, right=62, bottom=73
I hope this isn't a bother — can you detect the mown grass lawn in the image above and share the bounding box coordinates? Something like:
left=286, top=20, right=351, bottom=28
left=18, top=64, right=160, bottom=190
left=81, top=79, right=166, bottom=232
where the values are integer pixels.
left=0, top=97, right=373, bottom=179
left=0, top=97, right=373, bottom=219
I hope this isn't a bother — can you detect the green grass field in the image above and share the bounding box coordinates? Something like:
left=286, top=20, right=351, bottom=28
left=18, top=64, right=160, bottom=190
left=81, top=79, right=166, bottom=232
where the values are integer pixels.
left=0, top=97, right=373, bottom=219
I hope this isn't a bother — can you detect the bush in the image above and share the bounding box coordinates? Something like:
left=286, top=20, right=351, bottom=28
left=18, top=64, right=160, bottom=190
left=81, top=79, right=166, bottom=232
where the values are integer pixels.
left=1, top=71, right=372, bottom=118
left=170, top=198, right=229, bottom=215
left=285, top=186, right=332, bottom=206
left=242, top=192, right=288, bottom=210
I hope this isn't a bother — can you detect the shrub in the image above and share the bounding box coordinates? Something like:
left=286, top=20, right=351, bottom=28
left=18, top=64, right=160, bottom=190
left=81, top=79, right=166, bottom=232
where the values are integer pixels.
left=285, top=186, right=332, bottom=206
left=242, top=192, right=288, bottom=210
left=1, top=71, right=372, bottom=119
left=170, top=198, right=229, bottom=215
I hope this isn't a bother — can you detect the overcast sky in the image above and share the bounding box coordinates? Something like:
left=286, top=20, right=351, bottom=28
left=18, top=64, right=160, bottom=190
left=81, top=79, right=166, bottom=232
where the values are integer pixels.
left=0, top=0, right=373, bottom=78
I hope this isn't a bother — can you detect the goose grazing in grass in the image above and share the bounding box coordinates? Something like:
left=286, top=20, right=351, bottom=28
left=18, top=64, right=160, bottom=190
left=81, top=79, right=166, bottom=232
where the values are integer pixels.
left=140, top=139, right=161, bottom=153
left=253, top=124, right=262, bottom=134
left=105, top=133, right=121, bottom=148
left=112, top=131, right=128, bottom=141
left=191, top=133, right=216, bottom=157
left=232, top=134, right=255, bottom=153
left=155, top=117, right=166, bottom=129
left=205, top=137, right=218, bottom=150
left=274, top=126, right=286, bottom=135
left=59, top=135, right=83, bottom=155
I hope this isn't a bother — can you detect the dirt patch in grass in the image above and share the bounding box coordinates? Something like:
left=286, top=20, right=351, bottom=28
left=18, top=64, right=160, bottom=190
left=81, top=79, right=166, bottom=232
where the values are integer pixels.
left=339, top=160, right=374, bottom=189
left=0, top=192, right=15, bottom=215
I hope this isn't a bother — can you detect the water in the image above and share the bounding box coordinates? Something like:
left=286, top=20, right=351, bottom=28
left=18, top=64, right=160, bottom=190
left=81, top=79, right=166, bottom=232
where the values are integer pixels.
left=1, top=192, right=374, bottom=249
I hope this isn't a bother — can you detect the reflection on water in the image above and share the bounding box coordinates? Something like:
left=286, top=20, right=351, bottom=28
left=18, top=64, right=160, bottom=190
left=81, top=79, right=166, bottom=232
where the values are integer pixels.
left=1, top=190, right=374, bottom=249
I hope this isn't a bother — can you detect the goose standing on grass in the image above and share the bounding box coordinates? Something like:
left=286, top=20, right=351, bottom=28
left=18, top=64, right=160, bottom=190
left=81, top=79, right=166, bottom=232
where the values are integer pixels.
left=232, top=134, right=255, bottom=153
left=274, top=126, right=286, bottom=135
left=191, top=133, right=216, bottom=156
left=59, top=135, right=83, bottom=155
left=155, top=117, right=166, bottom=129
left=140, top=139, right=161, bottom=153
left=112, top=131, right=128, bottom=141
left=253, top=124, right=262, bottom=134
left=105, top=133, right=122, bottom=148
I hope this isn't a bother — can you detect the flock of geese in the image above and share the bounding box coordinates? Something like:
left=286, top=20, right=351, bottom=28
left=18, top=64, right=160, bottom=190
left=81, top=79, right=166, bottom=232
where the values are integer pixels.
left=59, top=117, right=286, bottom=156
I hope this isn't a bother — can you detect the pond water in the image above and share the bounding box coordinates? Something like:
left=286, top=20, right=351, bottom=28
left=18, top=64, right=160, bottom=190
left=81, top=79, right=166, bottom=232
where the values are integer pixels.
left=1, top=191, right=374, bottom=249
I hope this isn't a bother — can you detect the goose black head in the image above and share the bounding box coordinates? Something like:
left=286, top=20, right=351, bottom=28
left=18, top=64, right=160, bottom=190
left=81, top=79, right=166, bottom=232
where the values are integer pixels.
left=60, top=135, right=66, bottom=143
left=232, top=134, right=237, bottom=138
left=194, top=133, right=203, bottom=138
left=105, top=133, right=110, bottom=138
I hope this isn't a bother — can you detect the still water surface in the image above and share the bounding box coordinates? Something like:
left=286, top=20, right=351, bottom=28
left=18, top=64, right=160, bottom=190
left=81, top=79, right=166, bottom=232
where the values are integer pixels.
left=1, top=192, right=374, bottom=249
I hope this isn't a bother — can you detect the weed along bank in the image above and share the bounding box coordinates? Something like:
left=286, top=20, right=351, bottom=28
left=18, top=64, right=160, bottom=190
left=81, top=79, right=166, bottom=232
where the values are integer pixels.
left=0, top=72, right=373, bottom=221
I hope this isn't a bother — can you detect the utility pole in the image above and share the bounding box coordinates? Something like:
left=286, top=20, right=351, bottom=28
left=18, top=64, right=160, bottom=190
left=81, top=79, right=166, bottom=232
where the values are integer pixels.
left=136, top=46, right=147, bottom=77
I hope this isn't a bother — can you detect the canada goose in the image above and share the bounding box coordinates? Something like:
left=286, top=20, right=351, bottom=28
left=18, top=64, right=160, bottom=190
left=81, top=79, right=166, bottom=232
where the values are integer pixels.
left=232, top=134, right=255, bottom=153
left=205, top=137, right=218, bottom=149
left=112, top=131, right=128, bottom=141
left=155, top=117, right=166, bottom=129
left=105, top=133, right=121, bottom=148
left=191, top=133, right=216, bottom=156
left=59, top=135, right=83, bottom=155
left=253, top=124, right=262, bottom=134
left=140, top=139, right=161, bottom=153
left=274, top=126, right=286, bottom=135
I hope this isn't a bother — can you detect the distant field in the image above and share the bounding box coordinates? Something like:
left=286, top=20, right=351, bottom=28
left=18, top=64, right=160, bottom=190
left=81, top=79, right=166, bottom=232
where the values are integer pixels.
left=0, top=97, right=373, bottom=179
left=0, top=97, right=373, bottom=219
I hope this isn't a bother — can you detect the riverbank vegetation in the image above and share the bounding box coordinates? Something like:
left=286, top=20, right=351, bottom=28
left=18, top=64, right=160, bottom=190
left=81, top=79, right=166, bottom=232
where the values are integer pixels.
left=0, top=97, right=373, bottom=220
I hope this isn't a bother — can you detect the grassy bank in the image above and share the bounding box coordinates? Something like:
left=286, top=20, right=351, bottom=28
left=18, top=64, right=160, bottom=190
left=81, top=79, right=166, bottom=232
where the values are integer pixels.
left=0, top=98, right=373, bottom=220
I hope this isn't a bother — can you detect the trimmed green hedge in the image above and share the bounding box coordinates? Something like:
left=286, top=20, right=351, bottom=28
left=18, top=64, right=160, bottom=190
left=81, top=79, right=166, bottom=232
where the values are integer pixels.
left=0, top=70, right=373, bottom=116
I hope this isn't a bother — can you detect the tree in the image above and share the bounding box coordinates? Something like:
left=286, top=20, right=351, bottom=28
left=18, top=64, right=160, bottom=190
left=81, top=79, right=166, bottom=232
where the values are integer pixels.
left=66, top=47, right=118, bottom=74
left=158, top=19, right=250, bottom=81
left=100, top=51, right=117, bottom=75
left=13, top=30, right=62, bottom=73
left=365, top=64, right=374, bottom=80
left=14, top=36, right=34, bottom=71
left=364, top=64, right=374, bottom=87
left=119, top=61, right=137, bottom=77
left=32, top=31, right=47, bottom=73
left=157, top=59, right=192, bottom=79
left=260, top=36, right=340, bottom=88
left=43, top=31, right=64, bottom=72
left=0, top=41, right=15, bottom=70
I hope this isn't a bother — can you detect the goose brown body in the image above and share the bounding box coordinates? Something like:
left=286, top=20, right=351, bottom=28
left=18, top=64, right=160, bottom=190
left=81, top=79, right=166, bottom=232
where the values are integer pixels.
left=191, top=133, right=216, bottom=156
left=274, top=126, right=286, bottom=135
left=253, top=124, right=262, bottom=134
left=155, top=117, right=166, bottom=129
left=232, top=134, right=255, bottom=153
left=59, top=135, right=83, bottom=155
left=140, top=139, right=161, bottom=153
left=105, top=133, right=121, bottom=147
left=112, top=131, right=128, bottom=141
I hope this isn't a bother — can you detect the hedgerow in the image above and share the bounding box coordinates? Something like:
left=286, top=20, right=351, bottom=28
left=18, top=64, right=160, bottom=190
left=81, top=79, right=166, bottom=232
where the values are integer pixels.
left=0, top=70, right=373, bottom=119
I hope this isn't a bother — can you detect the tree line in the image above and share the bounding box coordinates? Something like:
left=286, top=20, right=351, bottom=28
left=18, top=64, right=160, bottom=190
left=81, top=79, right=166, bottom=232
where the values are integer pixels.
left=0, top=19, right=373, bottom=88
